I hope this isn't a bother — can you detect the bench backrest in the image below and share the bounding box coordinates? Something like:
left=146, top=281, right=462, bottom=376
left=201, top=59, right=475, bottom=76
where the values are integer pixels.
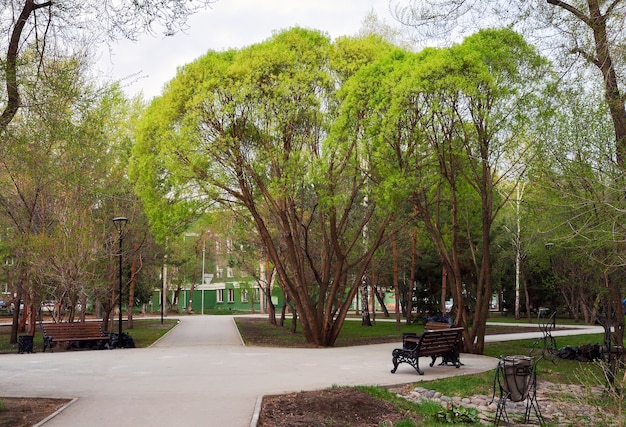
left=42, top=322, right=106, bottom=339
left=424, top=321, right=453, bottom=331
left=416, top=327, right=463, bottom=357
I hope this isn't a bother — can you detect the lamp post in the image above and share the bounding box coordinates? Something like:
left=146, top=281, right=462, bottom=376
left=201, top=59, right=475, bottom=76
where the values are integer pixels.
left=112, top=216, right=128, bottom=348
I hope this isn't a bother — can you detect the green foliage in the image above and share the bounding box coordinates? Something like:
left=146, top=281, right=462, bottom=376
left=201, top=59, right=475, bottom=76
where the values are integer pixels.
left=574, top=360, right=626, bottom=425
left=131, top=26, right=406, bottom=346
left=435, top=404, right=480, bottom=424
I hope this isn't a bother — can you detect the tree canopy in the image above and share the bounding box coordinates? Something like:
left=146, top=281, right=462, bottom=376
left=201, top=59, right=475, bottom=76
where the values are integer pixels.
left=131, top=28, right=406, bottom=346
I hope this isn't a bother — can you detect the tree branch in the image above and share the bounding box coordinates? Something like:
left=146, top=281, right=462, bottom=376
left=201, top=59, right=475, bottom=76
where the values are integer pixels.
left=546, top=0, right=593, bottom=27
left=0, top=1, right=53, bottom=134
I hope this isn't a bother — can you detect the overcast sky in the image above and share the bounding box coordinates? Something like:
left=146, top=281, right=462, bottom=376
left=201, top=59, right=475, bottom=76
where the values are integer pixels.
left=97, top=0, right=395, bottom=100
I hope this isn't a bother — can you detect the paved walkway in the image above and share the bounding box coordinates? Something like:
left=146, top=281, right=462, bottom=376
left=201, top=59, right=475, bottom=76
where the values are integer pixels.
left=0, top=316, right=603, bottom=426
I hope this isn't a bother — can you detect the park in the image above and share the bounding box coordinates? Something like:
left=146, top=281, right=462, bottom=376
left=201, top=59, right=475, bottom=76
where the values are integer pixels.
left=2, top=1, right=626, bottom=425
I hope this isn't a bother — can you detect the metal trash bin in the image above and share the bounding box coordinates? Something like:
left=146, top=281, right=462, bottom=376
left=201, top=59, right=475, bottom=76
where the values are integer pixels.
left=493, top=354, right=543, bottom=426
left=18, top=335, right=34, bottom=354
left=501, top=355, right=533, bottom=402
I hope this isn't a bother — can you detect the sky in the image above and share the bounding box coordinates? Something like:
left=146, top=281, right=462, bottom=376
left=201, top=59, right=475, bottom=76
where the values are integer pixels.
left=97, top=0, right=396, bottom=100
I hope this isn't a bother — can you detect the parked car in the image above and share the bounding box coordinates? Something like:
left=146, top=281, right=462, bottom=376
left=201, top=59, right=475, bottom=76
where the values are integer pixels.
left=9, top=301, right=24, bottom=314
left=0, top=300, right=6, bottom=310
left=41, top=301, right=55, bottom=312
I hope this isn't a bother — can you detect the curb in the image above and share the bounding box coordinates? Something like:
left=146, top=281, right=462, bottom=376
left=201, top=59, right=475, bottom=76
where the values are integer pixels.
left=147, top=318, right=181, bottom=348
left=249, top=395, right=263, bottom=427
left=34, top=397, right=78, bottom=426
left=232, top=317, right=247, bottom=347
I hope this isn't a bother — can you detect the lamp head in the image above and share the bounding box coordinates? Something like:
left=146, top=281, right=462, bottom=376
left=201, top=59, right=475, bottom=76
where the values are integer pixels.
left=112, top=217, right=128, bottom=232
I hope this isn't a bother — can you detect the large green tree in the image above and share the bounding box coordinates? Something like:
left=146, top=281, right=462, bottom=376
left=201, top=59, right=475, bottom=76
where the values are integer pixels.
left=338, top=28, right=552, bottom=353
left=132, top=28, right=401, bottom=346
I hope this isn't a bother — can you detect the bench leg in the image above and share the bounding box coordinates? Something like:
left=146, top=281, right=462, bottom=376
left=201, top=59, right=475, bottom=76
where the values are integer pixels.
left=43, top=337, right=53, bottom=353
left=391, top=349, right=424, bottom=375
left=430, top=351, right=463, bottom=368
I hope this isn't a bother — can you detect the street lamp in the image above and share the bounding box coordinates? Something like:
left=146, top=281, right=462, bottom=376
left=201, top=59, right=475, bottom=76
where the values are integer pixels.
left=112, top=216, right=128, bottom=348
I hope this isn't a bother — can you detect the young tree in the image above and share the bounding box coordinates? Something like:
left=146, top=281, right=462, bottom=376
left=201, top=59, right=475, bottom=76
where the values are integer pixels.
left=528, top=84, right=626, bottom=338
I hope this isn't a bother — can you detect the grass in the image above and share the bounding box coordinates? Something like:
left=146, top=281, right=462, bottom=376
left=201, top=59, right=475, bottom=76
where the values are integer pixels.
left=235, top=316, right=547, bottom=347
left=0, top=318, right=178, bottom=353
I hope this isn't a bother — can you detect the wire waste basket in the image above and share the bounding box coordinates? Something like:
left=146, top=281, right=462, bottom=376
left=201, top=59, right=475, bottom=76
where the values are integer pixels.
left=492, top=355, right=544, bottom=426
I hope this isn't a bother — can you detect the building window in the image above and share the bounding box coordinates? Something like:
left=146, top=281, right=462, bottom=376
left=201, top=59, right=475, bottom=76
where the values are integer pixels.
left=228, top=288, right=235, bottom=303
left=227, top=266, right=234, bottom=278
left=226, top=239, right=233, bottom=253
left=255, top=288, right=261, bottom=301
left=241, top=289, right=248, bottom=303
left=217, top=289, right=224, bottom=303
left=216, top=267, right=223, bottom=278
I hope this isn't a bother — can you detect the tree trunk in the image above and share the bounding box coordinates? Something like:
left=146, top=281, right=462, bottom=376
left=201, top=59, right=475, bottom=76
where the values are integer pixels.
left=280, top=293, right=288, bottom=327
left=79, top=293, right=87, bottom=323
left=407, top=226, right=417, bottom=325
left=524, top=282, right=532, bottom=321
left=290, top=308, right=297, bottom=334
left=101, top=305, right=113, bottom=332
left=609, top=271, right=624, bottom=347
left=391, top=234, right=401, bottom=330
left=369, top=272, right=376, bottom=323
left=128, top=239, right=139, bottom=327
left=360, top=275, right=372, bottom=327
left=26, top=288, right=36, bottom=335
left=10, top=298, right=20, bottom=344
left=0, top=1, right=45, bottom=133
left=266, top=284, right=277, bottom=325
left=374, top=284, right=390, bottom=317
left=162, top=258, right=169, bottom=316
left=441, top=267, right=448, bottom=314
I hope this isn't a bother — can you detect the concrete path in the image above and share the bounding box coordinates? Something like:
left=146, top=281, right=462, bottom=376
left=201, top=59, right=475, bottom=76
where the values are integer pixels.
left=0, top=316, right=603, bottom=426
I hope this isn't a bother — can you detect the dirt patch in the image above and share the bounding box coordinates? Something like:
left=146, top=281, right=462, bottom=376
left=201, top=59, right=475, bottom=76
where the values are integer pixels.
left=257, top=387, right=420, bottom=427
left=0, top=397, right=70, bottom=427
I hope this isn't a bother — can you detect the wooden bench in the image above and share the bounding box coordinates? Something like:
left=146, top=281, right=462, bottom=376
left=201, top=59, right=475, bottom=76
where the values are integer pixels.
left=401, top=319, right=454, bottom=349
left=41, top=322, right=110, bottom=352
left=391, top=327, right=464, bottom=375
